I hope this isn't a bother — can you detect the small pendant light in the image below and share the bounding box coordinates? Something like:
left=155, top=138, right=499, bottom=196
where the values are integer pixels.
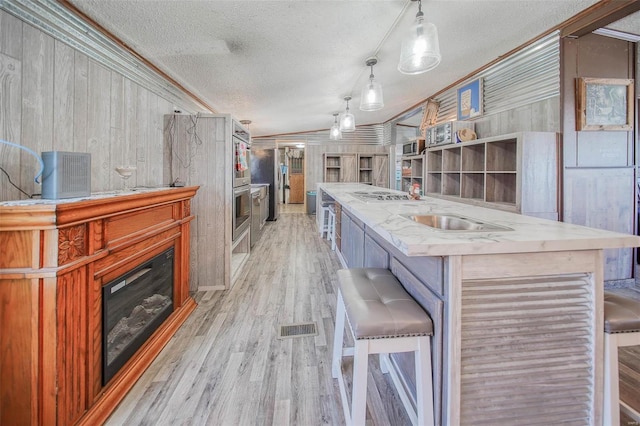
left=339, top=96, right=356, bottom=132
left=329, top=113, right=342, bottom=140
left=359, top=57, right=384, bottom=111
left=398, top=0, right=441, bottom=75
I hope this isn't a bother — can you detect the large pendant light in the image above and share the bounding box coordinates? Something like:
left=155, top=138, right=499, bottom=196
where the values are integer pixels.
left=329, top=113, right=342, bottom=140
left=339, top=96, right=356, bottom=132
left=398, top=0, right=441, bottom=75
left=359, top=57, right=384, bottom=111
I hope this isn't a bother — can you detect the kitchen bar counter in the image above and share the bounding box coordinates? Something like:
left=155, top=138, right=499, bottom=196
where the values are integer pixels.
left=318, top=183, right=640, bottom=426
left=318, top=183, right=639, bottom=256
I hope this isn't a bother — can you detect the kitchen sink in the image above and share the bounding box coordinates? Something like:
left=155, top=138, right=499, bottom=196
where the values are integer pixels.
left=400, top=213, right=512, bottom=232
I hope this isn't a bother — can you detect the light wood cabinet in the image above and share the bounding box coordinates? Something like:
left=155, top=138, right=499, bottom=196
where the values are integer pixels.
left=165, top=113, right=249, bottom=290
left=323, top=153, right=388, bottom=187
left=425, top=132, right=559, bottom=219
left=323, top=153, right=357, bottom=182
left=401, top=154, right=424, bottom=193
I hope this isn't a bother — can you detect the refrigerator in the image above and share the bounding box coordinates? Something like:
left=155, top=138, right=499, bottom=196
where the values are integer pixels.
left=250, top=148, right=280, bottom=221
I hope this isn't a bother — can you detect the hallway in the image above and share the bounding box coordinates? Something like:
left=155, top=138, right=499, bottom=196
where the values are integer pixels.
left=106, top=209, right=640, bottom=425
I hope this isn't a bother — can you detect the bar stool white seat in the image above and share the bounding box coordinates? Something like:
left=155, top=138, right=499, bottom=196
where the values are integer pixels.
left=332, top=268, right=434, bottom=426
left=327, top=204, right=336, bottom=251
left=318, top=202, right=333, bottom=238
left=603, top=291, right=640, bottom=425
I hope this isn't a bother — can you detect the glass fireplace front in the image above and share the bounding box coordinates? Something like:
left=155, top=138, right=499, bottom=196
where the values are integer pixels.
left=102, top=247, right=174, bottom=385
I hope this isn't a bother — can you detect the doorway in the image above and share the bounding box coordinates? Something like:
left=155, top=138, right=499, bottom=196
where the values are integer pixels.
left=276, top=141, right=306, bottom=205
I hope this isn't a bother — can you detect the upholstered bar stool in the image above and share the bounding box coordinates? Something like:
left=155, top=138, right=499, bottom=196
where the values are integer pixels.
left=327, top=204, right=336, bottom=251
left=332, top=268, right=435, bottom=426
left=603, top=291, right=640, bottom=425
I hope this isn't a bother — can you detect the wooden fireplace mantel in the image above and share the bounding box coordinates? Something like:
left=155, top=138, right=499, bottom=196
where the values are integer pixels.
left=0, top=186, right=199, bottom=425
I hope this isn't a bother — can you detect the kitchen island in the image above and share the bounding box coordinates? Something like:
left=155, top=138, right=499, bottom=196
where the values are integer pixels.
left=318, top=182, right=640, bottom=426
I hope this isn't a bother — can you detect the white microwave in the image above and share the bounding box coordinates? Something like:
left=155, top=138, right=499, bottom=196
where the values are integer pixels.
left=425, top=121, right=475, bottom=146
left=402, top=138, right=425, bottom=155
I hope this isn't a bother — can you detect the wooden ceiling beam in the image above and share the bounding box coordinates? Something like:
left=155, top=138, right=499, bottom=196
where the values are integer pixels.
left=561, top=0, right=640, bottom=38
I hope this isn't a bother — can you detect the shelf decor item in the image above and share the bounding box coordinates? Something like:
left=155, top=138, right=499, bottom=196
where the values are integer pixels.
left=457, top=78, right=483, bottom=120
left=420, top=98, right=440, bottom=138
left=575, top=77, right=634, bottom=131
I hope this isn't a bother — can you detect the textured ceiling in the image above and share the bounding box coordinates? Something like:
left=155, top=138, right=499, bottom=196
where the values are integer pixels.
left=65, top=0, right=633, bottom=138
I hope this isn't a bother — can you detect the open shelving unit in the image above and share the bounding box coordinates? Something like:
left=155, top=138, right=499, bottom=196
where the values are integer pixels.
left=401, top=154, right=424, bottom=193
left=324, top=154, right=342, bottom=183
left=424, top=132, right=559, bottom=218
left=324, top=153, right=388, bottom=187
left=358, top=155, right=373, bottom=184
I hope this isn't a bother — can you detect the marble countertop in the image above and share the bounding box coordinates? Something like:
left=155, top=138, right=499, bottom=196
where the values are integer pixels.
left=0, top=186, right=177, bottom=207
left=318, top=183, right=640, bottom=257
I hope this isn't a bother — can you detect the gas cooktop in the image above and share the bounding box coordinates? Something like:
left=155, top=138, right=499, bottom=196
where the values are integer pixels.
left=350, top=190, right=410, bottom=202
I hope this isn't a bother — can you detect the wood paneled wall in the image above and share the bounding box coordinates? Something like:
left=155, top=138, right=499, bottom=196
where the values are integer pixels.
left=562, top=33, right=636, bottom=283
left=0, top=10, right=196, bottom=202
left=472, top=97, right=561, bottom=137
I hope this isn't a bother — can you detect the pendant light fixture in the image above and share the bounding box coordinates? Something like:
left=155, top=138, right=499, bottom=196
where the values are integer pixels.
left=339, top=96, right=356, bottom=132
left=329, top=113, right=342, bottom=140
left=398, top=0, right=441, bottom=75
left=359, top=57, right=384, bottom=111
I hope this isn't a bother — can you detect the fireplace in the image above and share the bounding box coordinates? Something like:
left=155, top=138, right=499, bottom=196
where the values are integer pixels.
left=102, top=248, right=175, bottom=385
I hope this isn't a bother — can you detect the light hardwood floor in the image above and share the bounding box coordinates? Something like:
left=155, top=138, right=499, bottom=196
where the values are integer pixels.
left=106, top=206, right=640, bottom=426
left=106, top=208, right=411, bottom=426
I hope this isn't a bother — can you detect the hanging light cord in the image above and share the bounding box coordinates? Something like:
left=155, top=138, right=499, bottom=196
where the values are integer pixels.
left=348, top=1, right=413, bottom=95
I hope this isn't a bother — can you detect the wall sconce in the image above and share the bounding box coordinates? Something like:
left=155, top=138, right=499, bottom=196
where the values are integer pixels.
left=359, top=57, right=384, bottom=111
left=339, top=96, right=356, bottom=132
left=330, top=113, right=342, bottom=140
left=398, top=0, right=441, bottom=75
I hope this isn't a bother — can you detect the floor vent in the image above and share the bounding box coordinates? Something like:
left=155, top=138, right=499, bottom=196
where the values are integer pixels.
left=278, top=322, right=318, bottom=339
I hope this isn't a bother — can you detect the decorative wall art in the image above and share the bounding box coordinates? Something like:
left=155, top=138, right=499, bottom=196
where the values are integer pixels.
left=457, top=78, right=483, bottom=121
left=420, top=98, right=440, bottom=138
left=575, top=77, right=634, bottom=131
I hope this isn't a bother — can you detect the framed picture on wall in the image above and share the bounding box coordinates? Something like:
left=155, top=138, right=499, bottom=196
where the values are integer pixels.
left=575, top=77, right=634, bottom=131
left=457, top=78, right=483, bottom=120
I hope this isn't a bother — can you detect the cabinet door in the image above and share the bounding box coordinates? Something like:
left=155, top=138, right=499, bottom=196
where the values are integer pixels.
left=261, top=189, right=269, bottom=225
left=372, top=155, right=389, bottom=188
left=341, top=211, right=365, bottom=268
left=351, top=219, right=365, bottom=268
left=340, top=211, right=351, bottom=266
left=340, top=154, right=358, bottom=182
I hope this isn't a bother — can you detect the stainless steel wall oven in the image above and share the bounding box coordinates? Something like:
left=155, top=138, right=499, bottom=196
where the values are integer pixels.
left=233, top=185, right=251, bottom=241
